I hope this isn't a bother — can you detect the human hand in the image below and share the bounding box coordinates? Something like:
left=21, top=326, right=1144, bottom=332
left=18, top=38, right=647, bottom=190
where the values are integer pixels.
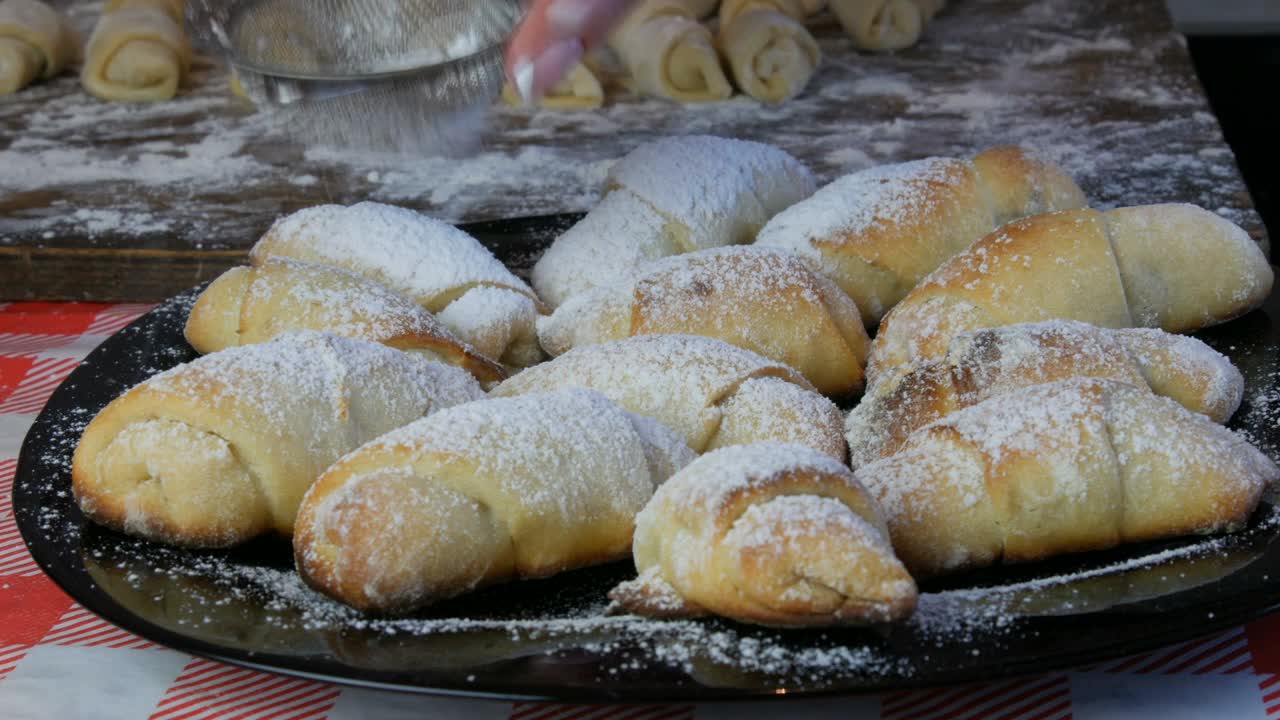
left=505, top=0, right=639, bottom=103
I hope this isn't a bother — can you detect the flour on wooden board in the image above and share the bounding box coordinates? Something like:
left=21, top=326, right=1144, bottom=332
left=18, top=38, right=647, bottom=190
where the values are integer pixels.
left=0, top=0, right=1262, bottom=247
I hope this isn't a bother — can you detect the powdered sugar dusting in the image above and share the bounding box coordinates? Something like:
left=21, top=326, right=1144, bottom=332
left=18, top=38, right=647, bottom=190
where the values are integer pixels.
left=756, top=157, right=961, bottom=260
left=242, top=259, right=469, bottom=349
left=848, top=320, right=1246, bottom=467
left=143, top=331, right=482, bottom=435
left=251, top=202, right=532, bottom=308
left=656, top=442, right=859, bottom=517
left=637, top=247, right=824, bottom=333
left=494, top=334, right=813, bottom=452
left=604, top=135, right=818, bottom=252
left=355, top=389, right=692, bottom=523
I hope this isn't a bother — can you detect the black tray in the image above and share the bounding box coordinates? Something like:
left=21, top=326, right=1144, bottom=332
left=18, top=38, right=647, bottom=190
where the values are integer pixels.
left=12, top=215, right=1280, bottom=702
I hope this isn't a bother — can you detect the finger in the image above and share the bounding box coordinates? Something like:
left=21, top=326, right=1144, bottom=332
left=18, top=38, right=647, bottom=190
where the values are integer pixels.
left=506, top=0, right=635, bottom=103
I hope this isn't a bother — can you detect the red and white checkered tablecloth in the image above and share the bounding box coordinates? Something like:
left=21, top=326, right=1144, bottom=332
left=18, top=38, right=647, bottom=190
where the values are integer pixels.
left=4, top=301, right=1280, bottom=719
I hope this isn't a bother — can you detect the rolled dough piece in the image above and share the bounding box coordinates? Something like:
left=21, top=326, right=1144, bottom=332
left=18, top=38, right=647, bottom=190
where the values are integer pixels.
left=0, top=0, right=74, bottom=95
left=828, top=0, right=945, bottom=52
left=82, top=0, right=192, bottom=101
left=718, top=0, right=820, bottom=103
left=610, top=0, right=732, bottom=102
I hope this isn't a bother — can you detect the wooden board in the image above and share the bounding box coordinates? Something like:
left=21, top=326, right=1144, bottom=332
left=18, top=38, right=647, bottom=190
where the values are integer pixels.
left=0, top=0, right=1268, bottom=302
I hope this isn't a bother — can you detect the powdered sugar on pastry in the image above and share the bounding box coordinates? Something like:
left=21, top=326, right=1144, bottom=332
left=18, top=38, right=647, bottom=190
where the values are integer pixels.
left=531, top=135, right=817, bottom=308
left=493, top=334, right=823, bottom=452
left=250, top=202, right=544, bottom=367
left=856, top=378, right=1277, bottom=576
left=757, top=157, right=960, bottom=259
left=252, top=202, right=532, bottom=309
left=605, top=135, right=818, bottom=252
left=295, top=388, right=695, bottom=612
left=619, top=443, right=916, bottom=627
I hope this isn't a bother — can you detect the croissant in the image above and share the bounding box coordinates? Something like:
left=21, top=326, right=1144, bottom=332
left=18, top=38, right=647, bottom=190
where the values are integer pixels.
left=855, top=378, right=1278, bottom=577
left=0, top=0, right=74, bottom=95
left=828, top=0, right=945, bottom=51
left=755, top=146, right=1086, bottom=325
left=610, top=443, right=917, bottom=627
left=609, top=0, right=733, bottom=103
left=531, top=135, right=817, bottom=308
left=293, top=389, right=696, bottom=613
left=250, top=202, right=543, bottom=369
left=185, top=260, right=505, bottom=384
left=717, top=0, right=820, bottom=103
left=492, top=335, right=846, bottom=458
left=538, top=246, right=870, bottom=396
left=72, top=332, right=485, bottom=548
left=847, top=320, right=1244, bottom=467
left=867, top=204, right=1274, bottom=388
left=82, top=0, right=191, bottom=102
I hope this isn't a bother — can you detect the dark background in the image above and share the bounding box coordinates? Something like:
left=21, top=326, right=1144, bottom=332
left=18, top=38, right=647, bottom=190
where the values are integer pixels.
left=1189, top=36, right=1279, bottom=240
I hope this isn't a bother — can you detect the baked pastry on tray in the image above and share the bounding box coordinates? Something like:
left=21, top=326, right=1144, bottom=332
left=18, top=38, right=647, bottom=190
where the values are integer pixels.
left=251, top=202, right=543, bottom=369
left=72, top=332, right=484, bottom=548
left=847, top=320, right=1244, bottom=468
left=531, top=135, right=817, bottom=308
left=610, top=443, right=917, bottom=627
left=492, top=334, right=846, bottom=459
left=186, top=259, right=506, bottom=384
left=537, top=246, right=870, bottom=396
left=855, top=378, right=1278, bottom=577
left=293, top=389, right=695, bottom=614
left=867, top=204, right=1274, bottom=389
left=755, top=145, right=1085, bottom=324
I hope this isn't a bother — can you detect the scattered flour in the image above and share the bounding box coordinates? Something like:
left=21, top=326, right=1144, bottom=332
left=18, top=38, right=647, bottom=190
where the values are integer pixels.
left=0, top=0, right=1264, bottom=252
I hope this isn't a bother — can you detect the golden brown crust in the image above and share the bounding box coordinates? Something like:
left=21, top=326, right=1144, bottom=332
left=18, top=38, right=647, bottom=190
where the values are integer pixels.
left=867, top=205, right=1273, bottom=388
left=848, top=321, right=1243, bottom=467
left=856, top=379, right=1277, bottom=577
left=185, top=261, right=506, bottom=384
left=538, top=246, right=870, bottom=396
left=492, top=335, right=847, bottom=458
left=72, top=333, right=485, bottom=549
left=294, top=390, right=696, bottom=614
left=970, top=146, right=1088, bottom=226
left=755, top=146, right=1087, bottom=325
left=620, top=443, right=917, bottom=627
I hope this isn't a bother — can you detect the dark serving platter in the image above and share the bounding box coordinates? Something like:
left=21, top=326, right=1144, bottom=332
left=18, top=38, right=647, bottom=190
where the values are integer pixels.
left=12, top=214, right=1280, bottom=702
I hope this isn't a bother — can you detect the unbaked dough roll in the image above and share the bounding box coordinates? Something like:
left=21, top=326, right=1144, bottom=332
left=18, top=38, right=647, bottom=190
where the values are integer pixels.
left=0, top=0, right=74, bottom=95
left=538, top=246, right=871, bottom=396
left=755, top=146, right=1087, bottom=325
left=867, top=204, right=1275, bottom=388
left=610, top=443, right=917, bottom=627
left=492, top=334, right=846, bottom=458
left=610, top=0, right=732, bottom=102
left=82, top=0, right=192, bottom=101
left=251, top=202, right=543, bottom=369
left=846, top=320, right=1245, bottom=468
left=857, top=378, right=1277, bottom=577
left=532, top=135, right=817, bottom=308
left=72, top=332, right=486, bottom=548
left=718, top=0, right=820, bottom=103
left=185, top=260, right=506, bottom=384
left=502, top=60, right=604, bottom=109
left=828, top=0, right=945, bottom=51
left=294, top=389, right=696, bottom=613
